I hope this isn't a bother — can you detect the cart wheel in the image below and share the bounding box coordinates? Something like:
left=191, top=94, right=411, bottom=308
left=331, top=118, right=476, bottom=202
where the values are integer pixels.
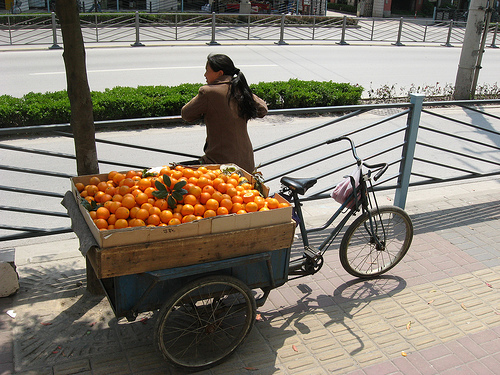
left=340, top=205, right=413, bottom=278
left=154, top=274, right=256, bottom=371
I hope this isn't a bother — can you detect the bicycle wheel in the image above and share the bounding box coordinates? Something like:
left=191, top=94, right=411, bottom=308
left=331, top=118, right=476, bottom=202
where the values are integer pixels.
left=340, top=205, right=413, bottom=278
left=154, top=274, right=256, bottom=371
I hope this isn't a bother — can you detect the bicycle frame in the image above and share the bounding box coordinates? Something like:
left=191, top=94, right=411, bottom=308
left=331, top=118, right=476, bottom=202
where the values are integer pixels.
left=282, top=136, right=388, bottom=278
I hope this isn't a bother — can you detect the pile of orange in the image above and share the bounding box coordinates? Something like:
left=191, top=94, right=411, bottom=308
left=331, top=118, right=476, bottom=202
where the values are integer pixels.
left=75, top=165, right=290, bottom=231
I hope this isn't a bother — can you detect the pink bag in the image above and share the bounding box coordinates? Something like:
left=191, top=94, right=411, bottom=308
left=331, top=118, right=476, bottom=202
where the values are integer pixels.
left=331, top=166, right=361, bottom=207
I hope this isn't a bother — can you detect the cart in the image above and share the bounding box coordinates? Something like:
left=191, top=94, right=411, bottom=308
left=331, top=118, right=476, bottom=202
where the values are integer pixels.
left=62, top=191, right=296, bottom=372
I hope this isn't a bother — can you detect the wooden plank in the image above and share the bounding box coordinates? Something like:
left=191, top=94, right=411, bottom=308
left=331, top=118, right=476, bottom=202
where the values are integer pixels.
left=90, top=221, right=296, bottom=278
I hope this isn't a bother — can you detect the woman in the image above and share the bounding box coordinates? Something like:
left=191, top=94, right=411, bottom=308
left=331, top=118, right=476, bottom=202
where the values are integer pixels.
left=181, top=53, right=268, bottom=173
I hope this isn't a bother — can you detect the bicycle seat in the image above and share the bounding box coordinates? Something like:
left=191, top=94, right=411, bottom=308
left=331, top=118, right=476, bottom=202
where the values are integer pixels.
left=280, top=176, right=318, bottom=195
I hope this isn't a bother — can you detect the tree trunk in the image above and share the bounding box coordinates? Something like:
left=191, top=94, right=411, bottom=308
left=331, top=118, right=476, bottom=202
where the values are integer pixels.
left=56, top=0, right=102, bottom=295
left=454, top=0, right=488, bottom=100
left=55, top=0, right=99, bottom=177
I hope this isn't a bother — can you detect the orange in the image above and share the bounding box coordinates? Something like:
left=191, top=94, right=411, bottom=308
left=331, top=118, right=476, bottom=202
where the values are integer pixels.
left=279, top=202, right=290, bottom=208
left=121, top=195, right=136, bottom=209
left=144, top=187, right=156, bottom=198
left=197, top=176, right=210, bottom=188
left=203, top=209, right=216, bottom=218
left=129, top=206, right=140, bottom=219
left=160, top=167, right=171, bottom=176
left=172, top=212, right=183, bottom=221
left=220, top=198, right=233, bottom=211
left=138, top=178, right=152, bottom=191
left=149, top=206, right=161, bottom=216
left=168, top=218, right=181, bottom=226
left=180, top=204, right=195, bottom=217
left=188, top=185, right=202, bottom=198
left=104, top=186, right=116, bottom=196
left=227, top=178, right=238, bottom=187
left=97, top=181, right=108, bottom=192
left=94, top=218, right=108, bottom=230
left=202, top=185, right=215, bottom=195
left=118, top=185, right=131, bottom=196
left=211, top=191, right=224, bottom=202
left=107, top=214, right=117, bottom=226
left=100, top=193, right=113, bottom=204
left=108, top=201, right=121, bottom=214
left=232, top=195, right=244, bottom=204
left=120, top=178, right=135, bottom=188
left=254, top=196, right=265, bottom=209
left=199, top=192, right=211, bottom=205
left=226, top=187, right=238, bottom=197
left=126, top=170, right=139, bottom=179
left=245, top=202, right=258, bottom=212
left=89, top=210, right=97, bottom=220
left=172, top=170, right=183, bottom=180
left=216, top=207, right=229, bottom=216
left=80, top=190, right=89, bottom=198
left=112, top=173, right=125, bottom=185
left=243, top=192, right=255, bottom=203
left=135, top=192, right=149, bottom=206
left=115, top=207, right=130, bottom=220
left=259, top=206, right=270, bottom=211
left=217, top=182, right=228, bottom=193
left=237, top=209, right=247, bottom=214
left=182, top=168, right=195, bottom=178
left=183, top=194, right=198, bottom=206
left=86, top=185, right=98, bottom=197
left=131, top=219, right=146, bottom=227
left=147, top=214, right=161, bottom=226
left=212, top=177, right=223, bottom=190
left=266, top=198, right=280, bottom=209
left=173, top=204, right=183, bottom=214
left=75, top=182, right=85, bottom=192
left=107, top=171, right=118, bottom=181
left=94, top=191, right=105, bottom=203
left=205, top=199, right=219, bottom=211
left=112, top=194, right=123, bottom=202
left=96, top=207, right=110, bottom=220
left=193, top=204, right=206, bottom=216
left=115, top=219, right=129, bottom=229
left=89, top=176, right=101, bottom=186
left=136, top=208, right=149, bottom=221
left=231, top=202, right=243, bottom=213
left=182, top=214, right=197, bottom=223
left=160, top=210, right=173, bottom=224
left=141, top=202, right=153, bottom=211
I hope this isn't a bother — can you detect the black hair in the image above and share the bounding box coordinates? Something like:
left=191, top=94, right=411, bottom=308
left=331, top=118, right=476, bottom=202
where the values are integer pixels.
left=207, top=53, right=258, bottom=120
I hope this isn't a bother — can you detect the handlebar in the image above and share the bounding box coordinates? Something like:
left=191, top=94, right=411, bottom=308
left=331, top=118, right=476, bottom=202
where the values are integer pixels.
left=326, top=136, right=388, bottom=181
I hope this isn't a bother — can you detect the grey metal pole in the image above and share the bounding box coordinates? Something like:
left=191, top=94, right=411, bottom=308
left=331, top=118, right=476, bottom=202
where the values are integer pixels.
left=49, top=12, right=62, bottom=50
left=276, top=14, right=288, bottom=45
left=207, top=12, right=220, bottom=45
left=442, top=19, right=453, bottom=47
left=394, top=93, right=425, bottom=210
left=392, top=17, right=405, bottom=46
left=337, top=15, right=349, bottom=45
left=131, top=11, right=145, bottom=46
left=489, top=22, right=498, bottom=48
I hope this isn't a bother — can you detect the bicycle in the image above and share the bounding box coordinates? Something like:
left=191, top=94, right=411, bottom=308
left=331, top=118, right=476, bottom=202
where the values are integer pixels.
left=279, top=136, right=414, bottom=279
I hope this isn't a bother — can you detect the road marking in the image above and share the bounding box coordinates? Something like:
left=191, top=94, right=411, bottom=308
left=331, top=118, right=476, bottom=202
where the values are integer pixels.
left=29, top=64, right=278, bottom=76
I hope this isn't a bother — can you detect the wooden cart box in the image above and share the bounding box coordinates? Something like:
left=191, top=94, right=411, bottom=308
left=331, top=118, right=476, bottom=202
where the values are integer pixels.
left=70, top=165, right=293, bottom=249
left=88, top=221, right=296, bottom=278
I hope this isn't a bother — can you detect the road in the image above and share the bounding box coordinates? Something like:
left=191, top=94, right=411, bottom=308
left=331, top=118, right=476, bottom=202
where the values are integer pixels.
left=1, top=44, right=499, bottom=98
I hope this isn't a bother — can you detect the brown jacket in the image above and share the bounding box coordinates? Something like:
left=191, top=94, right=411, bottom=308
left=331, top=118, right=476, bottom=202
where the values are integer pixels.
left=181, top=76, right=268, bottom=173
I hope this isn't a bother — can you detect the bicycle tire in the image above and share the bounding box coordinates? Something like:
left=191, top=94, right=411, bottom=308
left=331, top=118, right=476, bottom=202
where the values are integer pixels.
left=339, top=205, right=413, bottom=278
left=154, top=274, right=256, bottom=371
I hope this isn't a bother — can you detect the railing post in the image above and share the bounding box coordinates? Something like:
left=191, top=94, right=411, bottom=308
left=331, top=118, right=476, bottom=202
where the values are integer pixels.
left=275, top=13, right=288, bottom=45
left=247, top=14, right=251, bottom=40
left=8, top=15, right=13, bottom=45
left=49, top=12, right=62, bottom=49
left=131, top=11, right=145, bottom=47
left=392, top=17, right=405, bottom=46
left=337, top=15, right=349, bottom=45
left=175, top=13, right=178, bottom=41
left=207, top=12, right=220, bottom=45
left=442, top=19, right=453, bottom=47
left=489, top=23, right=498, bottom=48
left=394, top=93, right=425, bottom=210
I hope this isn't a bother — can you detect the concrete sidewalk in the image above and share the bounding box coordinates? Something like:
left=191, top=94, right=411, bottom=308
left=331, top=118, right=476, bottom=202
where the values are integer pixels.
left=1, top=178, right=500, bottom=375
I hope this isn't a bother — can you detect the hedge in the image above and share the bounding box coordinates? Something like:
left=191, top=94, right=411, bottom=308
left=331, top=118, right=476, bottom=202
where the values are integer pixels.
left=0, top=80, right=363, bottom=128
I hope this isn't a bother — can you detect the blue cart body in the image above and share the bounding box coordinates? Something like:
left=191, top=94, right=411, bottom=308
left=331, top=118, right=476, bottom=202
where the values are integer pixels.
left=100, top=247, right=291, bottom=320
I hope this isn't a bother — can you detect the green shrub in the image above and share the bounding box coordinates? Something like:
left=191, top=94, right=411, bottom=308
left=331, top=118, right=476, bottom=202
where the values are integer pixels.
left=0, top=80, right=362, bottom=128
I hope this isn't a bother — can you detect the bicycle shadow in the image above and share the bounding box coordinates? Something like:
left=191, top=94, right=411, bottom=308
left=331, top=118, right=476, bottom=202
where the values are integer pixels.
left=255, top=275, right=406, bottom=358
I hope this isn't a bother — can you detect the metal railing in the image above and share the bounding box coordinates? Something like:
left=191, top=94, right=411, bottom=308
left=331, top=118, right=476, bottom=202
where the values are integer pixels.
left=1, top=12, right=499, bottom=47
left=1, top=96, right=499, bottom=242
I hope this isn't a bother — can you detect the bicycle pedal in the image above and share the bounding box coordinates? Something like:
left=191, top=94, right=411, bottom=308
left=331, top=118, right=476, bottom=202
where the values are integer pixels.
left=304, top=246, right=321, bottom=259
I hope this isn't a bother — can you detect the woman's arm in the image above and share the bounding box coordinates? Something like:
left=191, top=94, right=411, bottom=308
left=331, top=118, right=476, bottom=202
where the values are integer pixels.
left=181, top=87, right=207, bottom=122
left=253, top=94, right=268, bottom=118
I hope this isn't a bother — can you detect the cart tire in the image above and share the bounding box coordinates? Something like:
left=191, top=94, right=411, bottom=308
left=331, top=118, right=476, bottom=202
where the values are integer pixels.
left=340, top=205, right=413, bottom=278
left=154, top=274, right=256, bottom=371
